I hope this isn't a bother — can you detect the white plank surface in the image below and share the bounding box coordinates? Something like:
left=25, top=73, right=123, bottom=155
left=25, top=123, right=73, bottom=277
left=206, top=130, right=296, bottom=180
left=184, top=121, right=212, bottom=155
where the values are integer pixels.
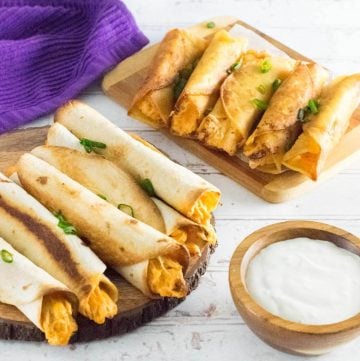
left=3, top=0, right=360, bottom=360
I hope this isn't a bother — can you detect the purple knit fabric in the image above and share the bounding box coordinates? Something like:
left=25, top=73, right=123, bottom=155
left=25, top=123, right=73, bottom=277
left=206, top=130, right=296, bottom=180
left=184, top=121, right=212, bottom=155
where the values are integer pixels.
left=0, top=0, right=148, bottom=133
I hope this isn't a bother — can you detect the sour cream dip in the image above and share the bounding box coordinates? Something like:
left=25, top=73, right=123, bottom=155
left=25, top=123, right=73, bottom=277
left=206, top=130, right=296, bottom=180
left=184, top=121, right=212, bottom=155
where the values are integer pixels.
left=245, top=237, right=360, bottom=325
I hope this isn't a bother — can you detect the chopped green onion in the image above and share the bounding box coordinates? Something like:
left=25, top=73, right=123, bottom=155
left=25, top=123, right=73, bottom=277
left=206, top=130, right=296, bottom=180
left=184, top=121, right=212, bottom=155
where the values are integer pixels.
left=307, top=99, right=320, bottom=114
left=79, top=138, right=106, bottom=153
left=206, top=21, right=216, bottom=29
left=118, top=204, right=135, bottom=217
left=139, top=178, right=155, bottom=197
left=54, top=211, right=77, bottom=235
left=1, top=249, right=13, bottom=263
left=260, top=59, right=272, bottom=73
left=272, top=79, right=282, bottom=91
left=173, top=77, right=187, bottom=100
left=173, top=60, right=198, bottom=100
left=256, top=84, right=267, bottom=95
left=297, top=108, right=307, bottom=123
left=226, top=61, right=241, bottom=75
left=251, top=98, right=268, bottom=111
left=98, top=194, right=107, bottom=200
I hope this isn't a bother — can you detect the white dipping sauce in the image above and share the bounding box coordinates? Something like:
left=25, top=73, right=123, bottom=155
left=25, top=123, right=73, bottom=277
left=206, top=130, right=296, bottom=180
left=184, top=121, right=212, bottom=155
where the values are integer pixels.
left=246, top=237, right=360, bottom=325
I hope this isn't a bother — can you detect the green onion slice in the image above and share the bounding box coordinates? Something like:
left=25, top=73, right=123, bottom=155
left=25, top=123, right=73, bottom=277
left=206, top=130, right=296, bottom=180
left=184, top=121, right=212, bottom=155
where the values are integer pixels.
left=307, top=99, right=320, bottom=114
left=226, top=61, right=241, bottom=75
left=54, top=211, right=77, bottom=235
left=260, top=59, right=272, bottom=73
left=98, top=194, right=107, bottom=200
left=272, top=79, right=282, bottom=91
left=79, top=138, right=107, bottom=153
left=297, top=108, right=307, bottom=123
left=118, top=204, right=134, bottom=217
left=251, top=98, right=268, bottom=111
left=1, top=249, right=13, bottom=263
left=256, top=84, right=267, bottom=95
left=139, top=178, right=155, bottom=197
left=206, top=21, right=216, bottom=29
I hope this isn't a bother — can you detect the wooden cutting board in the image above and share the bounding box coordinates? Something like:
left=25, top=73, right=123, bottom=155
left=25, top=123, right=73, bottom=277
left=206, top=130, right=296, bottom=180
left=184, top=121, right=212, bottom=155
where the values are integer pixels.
left=102, top=16, right=360, bottom=203
left=0, top=126, right=213, bottom=343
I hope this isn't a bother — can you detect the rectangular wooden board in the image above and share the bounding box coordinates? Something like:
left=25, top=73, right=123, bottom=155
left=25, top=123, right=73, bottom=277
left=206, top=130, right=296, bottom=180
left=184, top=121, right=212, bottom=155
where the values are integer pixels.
left=103, top=16, right=360, bottom=203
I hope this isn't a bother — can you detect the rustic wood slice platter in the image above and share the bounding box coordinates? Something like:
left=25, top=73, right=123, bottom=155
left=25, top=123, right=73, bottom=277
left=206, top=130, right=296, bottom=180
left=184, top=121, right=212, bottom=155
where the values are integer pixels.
left=0, top=125, right=214, bottom=343
left=102, top=15, right=360, bottom=203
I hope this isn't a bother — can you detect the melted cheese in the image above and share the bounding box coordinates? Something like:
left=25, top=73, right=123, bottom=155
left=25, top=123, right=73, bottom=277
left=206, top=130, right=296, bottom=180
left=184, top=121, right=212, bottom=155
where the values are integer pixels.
left=190, top=190, right=219, bottom=224
left=40, top=294, right=77, bottom=346
left=79, top=284, right=118, bottom=324
left=148, top=256, right=187, bottom=298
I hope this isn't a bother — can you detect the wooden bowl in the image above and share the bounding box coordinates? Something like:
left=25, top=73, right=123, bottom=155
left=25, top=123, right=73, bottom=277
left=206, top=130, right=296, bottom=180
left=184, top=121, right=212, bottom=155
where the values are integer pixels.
left=229, top=220, right=360, bottom=356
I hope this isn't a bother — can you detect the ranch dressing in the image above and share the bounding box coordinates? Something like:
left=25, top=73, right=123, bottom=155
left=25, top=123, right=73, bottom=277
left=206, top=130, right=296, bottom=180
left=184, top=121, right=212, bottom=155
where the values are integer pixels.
left=245, top=237, right=360, bottom=325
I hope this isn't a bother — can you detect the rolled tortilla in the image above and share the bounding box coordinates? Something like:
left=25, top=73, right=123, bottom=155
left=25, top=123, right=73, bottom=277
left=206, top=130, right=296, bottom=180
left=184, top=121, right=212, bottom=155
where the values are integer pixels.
left=32, top=145, right=166, bottom=233
left=0, top=236, right=77, bottom=345
left=32, top=144, right=216, bottom=251
left=283, top=74, right=360, bottom=180
left=0, top=173, right=118, bottom=324
left=197, top=52, right=296, bottom=155
left=170, top=29, right=247, bottom=136
left=16, top=154, right=190, bottom=298
left=129, top=28, right=208, bottom=128
left=54, top=101, right=221, bottom=224
left=243, top=63, right=329, bottom=174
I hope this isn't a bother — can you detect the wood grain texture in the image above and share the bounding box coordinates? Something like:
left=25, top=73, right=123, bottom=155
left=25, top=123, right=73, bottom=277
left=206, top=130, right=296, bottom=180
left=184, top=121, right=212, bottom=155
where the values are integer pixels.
left=0, top=126, right=214, bottom=342
left=229, top=221, right=360, bottom=355
left=102, top=16, right=360, bottom=204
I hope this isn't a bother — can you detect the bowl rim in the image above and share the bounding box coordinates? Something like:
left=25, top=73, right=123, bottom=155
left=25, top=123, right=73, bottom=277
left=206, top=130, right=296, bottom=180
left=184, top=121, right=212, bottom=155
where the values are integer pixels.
left=229, top=220, right=360, bottom=335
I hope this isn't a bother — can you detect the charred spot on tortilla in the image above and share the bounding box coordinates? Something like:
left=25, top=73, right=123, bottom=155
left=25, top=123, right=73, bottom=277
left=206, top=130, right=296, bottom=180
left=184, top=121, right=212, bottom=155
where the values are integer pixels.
left=157, top=239, right=168, bottom=243
left=36, top=176, right=48, bottom=185
left=0, top=197, right=83, bottom=282
left=22, top=283, right=32, bottom=290
left=129, top=219, right=138, bottom=225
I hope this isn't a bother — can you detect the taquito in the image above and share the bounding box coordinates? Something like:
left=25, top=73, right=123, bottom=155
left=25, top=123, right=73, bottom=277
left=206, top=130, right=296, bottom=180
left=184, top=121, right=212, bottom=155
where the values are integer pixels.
left=32, top=144, right=216, bottom=254
left=197, top=52, right=296, bottom=155
left=16, top=154, right=190, bottom=298
left=170, top=29, right=247, bottom=136
left=129, top=28, right=208, bottom=128
left=0, top=236, right=77, bottom=345
left=0, top=173, right=118, bottom=324
left=283, top=74, right=360, bottom=180
left=54, top=101, right=221, bottom=224
left=243, top=63, right=329, bottom=174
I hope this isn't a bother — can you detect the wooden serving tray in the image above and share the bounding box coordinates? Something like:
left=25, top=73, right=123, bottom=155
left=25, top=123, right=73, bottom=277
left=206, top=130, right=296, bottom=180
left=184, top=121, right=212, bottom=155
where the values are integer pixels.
left=102, top=16, right=360, bottom=203
left=0, top=126, right=213, bottom=343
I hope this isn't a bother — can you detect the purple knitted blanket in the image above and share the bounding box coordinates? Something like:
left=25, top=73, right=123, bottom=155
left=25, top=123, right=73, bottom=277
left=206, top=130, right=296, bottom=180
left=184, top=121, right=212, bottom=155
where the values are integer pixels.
left=0, top=0, right=148, bottom=133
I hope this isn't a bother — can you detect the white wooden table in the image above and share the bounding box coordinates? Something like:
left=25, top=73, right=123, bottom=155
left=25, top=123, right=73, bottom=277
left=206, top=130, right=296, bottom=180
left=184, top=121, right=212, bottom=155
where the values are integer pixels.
left=3, top=1, right=360, bottom=360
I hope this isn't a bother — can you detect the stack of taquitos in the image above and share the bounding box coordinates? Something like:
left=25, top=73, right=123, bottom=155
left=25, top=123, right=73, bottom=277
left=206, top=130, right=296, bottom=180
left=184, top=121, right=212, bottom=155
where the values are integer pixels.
left=243, top=63, right=329, bottom=174
left=54, top=100, right=221, bottom=225
left=36, top=128, right=216, bottom=254
left=170, top=29, right=247, bottom=136
left=0, top=173, right=118, bottom=324
left=196, top=51, right=296, bottom=155
left=0, top=236, right=77, bottom=345
left=15, top=154, right=191, bottom=298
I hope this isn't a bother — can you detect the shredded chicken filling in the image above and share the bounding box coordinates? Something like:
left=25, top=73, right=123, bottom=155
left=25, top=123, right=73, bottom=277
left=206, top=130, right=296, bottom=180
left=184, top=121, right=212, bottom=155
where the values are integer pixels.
left=79, top=284, right=118, bottom=324
left=40, top=293, right=77, bottom=346
left=148, top=256, right=187, bottom=298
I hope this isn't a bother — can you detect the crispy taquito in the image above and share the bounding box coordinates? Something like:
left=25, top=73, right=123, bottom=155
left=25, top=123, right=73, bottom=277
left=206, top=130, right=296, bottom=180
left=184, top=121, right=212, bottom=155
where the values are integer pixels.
left=197, top=52, right=296, bottom=155
left=54, top=101, right=221, bottom=224
left=243, top=63, right=329, bottom=173
left=170, top=29, right=247, bottom=136
left=129, top=28, right=208, bottom=128
left=0, top=236, right=77, bottom=345
left=0, top=173, right=118, bottom=324
left=283, top=74, right=360, bottom=180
